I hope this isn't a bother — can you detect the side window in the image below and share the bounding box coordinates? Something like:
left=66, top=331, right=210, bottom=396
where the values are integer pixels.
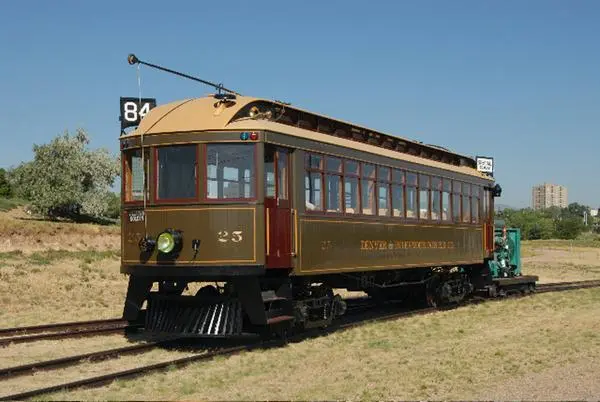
left=361, top=163, right=376, bottom=215
left=419, top=174, right=430, bottom=220
left=392, top=169, right=404, bottom=218
left=304, top=154, right=323, bottom=211
left=431, top=177, right=441, bottom=221
left=442, top=179, right=451, bottom=221
left=377, top=166, right=391, bottom=216
left=472, top=185, right=480, bottom=223
left=344, top=160, right=359, bottom=214
left=325, top=157, right=342, bottom=213
left=125, top=148, right=149, bottom=202
left=452, top=181, right=461, bottom=223
left=462, top=183, right=471, bottom=223
left=406, top=172, right=418, bottom=218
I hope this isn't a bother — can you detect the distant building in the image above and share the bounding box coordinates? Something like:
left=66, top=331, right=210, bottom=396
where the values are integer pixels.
left=591, top=209, right=598, bottom=217
left=531, top=183, right=568, bottom=210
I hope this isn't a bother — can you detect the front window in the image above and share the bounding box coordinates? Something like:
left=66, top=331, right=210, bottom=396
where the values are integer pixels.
left=156, top=145, right=197, bottom=200
left=125, top=149, right=149, bottom=202
left=206, top=144, right=256, bottom=200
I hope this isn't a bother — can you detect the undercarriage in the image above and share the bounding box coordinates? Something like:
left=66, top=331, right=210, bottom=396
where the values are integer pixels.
left=122, top=263, right=538, bottom=338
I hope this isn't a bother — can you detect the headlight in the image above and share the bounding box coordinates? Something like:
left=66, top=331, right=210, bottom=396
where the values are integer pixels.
left=157, top=230, right=182, bottom=254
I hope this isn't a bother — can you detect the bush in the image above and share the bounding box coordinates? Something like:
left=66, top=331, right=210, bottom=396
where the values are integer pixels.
left=105, top=192, right=121, bottom=220
left=555, top=217, right=585, bottom=240
left=8, top=129, right=119, bottom=220
left=0, top=168, right=11, bottom=197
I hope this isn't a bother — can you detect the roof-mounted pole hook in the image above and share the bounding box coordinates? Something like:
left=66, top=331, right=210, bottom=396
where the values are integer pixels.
left=126, top=53, right=241, bottom=96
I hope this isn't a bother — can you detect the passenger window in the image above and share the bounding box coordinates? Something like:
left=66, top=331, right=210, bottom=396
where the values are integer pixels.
left=158, top=145, right=198, bottom=200
left=431, top=177, right=441, bottom=221
left=406, top=172, right=418, bottom=218
left=326, top=174, right=342, bottom=213
left=472, top=186, right=480, bottom=223
left=206, top=144, right=255, bottom=200
left=419, top=174, right=430, bottom=220
left=305, top=172, right=322, bottom=211
left=361, top=163, right=376, bottom=215
left=125, top=149, right=149, bottom=202
left=344, top=176, right=359, bottom=214
left=377, top=183, right=390, bottom=216
left=361, top=180, right=375, bottom=215
left=462, top=184, right=471, bottom=223
left=392, top=169, right=404, bottom=218
left=442, top=179, right=451, bottom=221
left=377, top=166, right=391, bottom=216
left=453, top=181, right=461, bottom=222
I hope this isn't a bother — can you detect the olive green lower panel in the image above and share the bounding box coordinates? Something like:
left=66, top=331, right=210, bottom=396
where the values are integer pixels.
left=296, top=218, right=483, bottom=274
left=122, top=206, right=262, bottom=266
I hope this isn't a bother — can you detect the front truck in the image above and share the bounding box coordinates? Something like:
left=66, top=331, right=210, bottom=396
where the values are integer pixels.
left=120, top=135, right=298, bottom=337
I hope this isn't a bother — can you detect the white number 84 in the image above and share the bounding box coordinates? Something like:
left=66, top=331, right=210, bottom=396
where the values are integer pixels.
left=123, top=101, right=151, bottom=122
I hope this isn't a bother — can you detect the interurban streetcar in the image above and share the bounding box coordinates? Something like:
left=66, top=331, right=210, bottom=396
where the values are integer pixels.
left=119, top=55, right=536, bottom=337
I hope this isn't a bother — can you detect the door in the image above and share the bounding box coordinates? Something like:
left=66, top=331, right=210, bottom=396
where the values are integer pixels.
left=265, top=147, right=292, bottom=268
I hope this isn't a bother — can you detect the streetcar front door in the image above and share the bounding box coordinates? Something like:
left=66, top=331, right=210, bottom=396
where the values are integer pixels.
left=264, top=147, right=292, bottom=268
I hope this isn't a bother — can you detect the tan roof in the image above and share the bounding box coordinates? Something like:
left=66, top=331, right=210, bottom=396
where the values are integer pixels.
left=125, top=95, right=492, bottom=180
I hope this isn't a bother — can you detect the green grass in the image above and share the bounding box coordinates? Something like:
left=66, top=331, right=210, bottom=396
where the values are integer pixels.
left=0, top=197, right=26, bottom=212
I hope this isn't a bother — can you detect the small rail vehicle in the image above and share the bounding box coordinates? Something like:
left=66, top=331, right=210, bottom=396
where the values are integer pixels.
left=119, top=55, right=537, bottom=337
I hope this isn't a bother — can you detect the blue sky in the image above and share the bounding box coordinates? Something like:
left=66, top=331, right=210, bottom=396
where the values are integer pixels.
left=1, top=0, right=598, bottom=208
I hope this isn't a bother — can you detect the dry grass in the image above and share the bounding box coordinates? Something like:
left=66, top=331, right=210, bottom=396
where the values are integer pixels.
left=38, top=288, right=600, bottom=401
left=0, top=256, right=127, bottom=328
left=0, top=210, right=119, bottom=253
left=1, top=344, right=200, bottom=399
left=1, top=207, right=599, bottom=400
left=521, top=243, right=600, bottom=283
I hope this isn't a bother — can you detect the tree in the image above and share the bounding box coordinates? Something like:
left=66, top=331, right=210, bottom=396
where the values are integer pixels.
left=555, top=216, right=585, bottom=239
left=0, top=168, right=11, bottom=197
left=8, top=129, right=119, bottom=219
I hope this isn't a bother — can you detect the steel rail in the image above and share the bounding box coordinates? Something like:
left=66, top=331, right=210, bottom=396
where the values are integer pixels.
left=537, top=279, right=600, bottom=293
left=0, top=342, right=161, bottom=380
left=0, top=324, right=134, bottom=348
left=0, top=318, right=126, bottom=338
left=2, top=279, right=600, bottom=400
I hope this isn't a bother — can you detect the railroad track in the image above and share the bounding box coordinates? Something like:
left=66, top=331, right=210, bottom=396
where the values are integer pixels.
left=2, top=279, right=600, bottom=401
left=0, top=319, right=133, bottom=348
left=536, top=279, right=600, bottom=293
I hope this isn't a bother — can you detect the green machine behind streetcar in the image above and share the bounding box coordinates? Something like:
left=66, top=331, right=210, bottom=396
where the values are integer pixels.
left=118, top=55, right=537, bottom=338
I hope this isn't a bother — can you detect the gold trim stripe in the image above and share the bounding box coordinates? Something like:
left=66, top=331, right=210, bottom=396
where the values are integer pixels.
left=266, top=208, right=270, bottom=256
left=297, top=259, right=484, bottom=274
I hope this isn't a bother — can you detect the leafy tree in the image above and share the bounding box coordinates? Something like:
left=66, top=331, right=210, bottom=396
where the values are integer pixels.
left=0, top=168, right=11, bottom=197
left=565, top=202, right=589, bottom=219
left=105, top=192, right=121, bottom=220
left=8, top=129, right=119, bottom=219
left=555, top=216, right=585, bottom=239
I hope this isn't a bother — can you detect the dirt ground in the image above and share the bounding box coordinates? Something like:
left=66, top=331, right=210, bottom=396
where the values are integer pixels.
left=1, top=209, right=599, bottom=400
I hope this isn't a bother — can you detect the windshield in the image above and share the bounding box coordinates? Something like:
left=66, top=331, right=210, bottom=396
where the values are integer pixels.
left=206, top=144, right=256, bottom=200
left=156, top=145, right=197, bottom=200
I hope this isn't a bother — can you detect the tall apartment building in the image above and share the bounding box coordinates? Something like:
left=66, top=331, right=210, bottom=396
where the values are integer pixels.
left=531, top=183, right=568, bottom=210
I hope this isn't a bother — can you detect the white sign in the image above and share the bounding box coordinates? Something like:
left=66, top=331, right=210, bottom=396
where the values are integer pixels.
left=476, top=156, right=494, bottom=174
